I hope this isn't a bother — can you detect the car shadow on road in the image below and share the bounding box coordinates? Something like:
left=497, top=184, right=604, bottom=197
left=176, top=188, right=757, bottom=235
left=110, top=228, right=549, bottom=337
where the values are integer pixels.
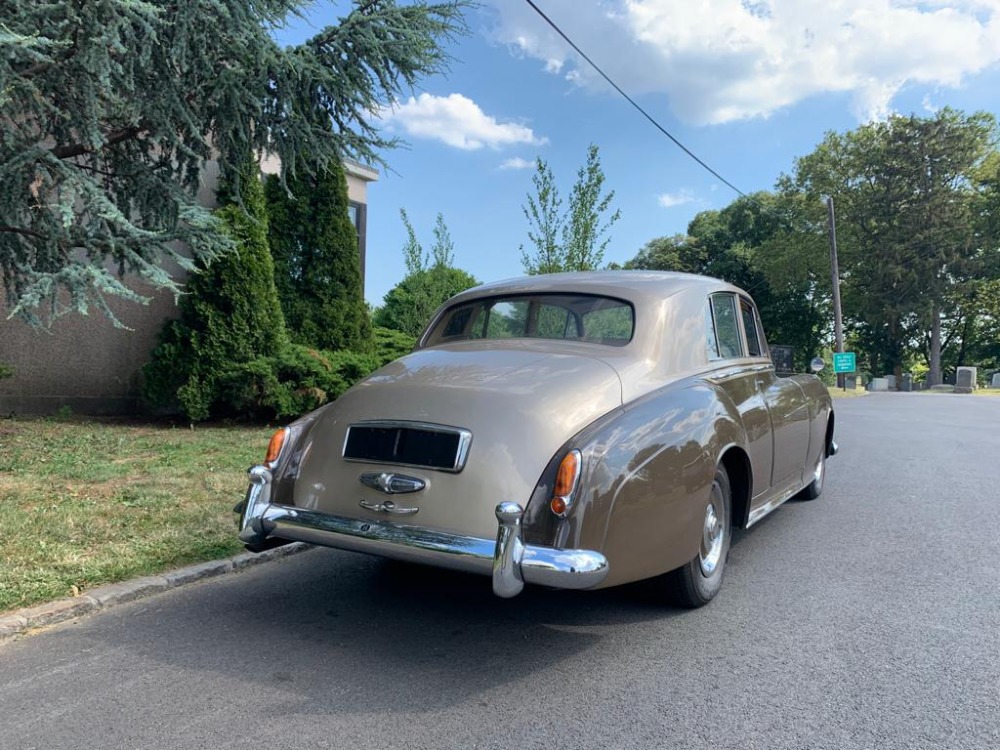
left=81, top=549, right=687, bottom=716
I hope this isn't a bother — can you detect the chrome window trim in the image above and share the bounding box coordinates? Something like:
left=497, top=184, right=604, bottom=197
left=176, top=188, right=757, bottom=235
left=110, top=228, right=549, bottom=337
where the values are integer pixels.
left=342, top=420, right=473, bottom=473
left=708, top=292, right=746, bottom=361
left=738, top=296, right=764, bottom=358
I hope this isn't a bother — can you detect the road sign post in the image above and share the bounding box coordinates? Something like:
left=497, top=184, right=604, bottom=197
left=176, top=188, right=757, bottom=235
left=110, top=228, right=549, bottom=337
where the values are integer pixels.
left=832, top=352, right=856, bottom=391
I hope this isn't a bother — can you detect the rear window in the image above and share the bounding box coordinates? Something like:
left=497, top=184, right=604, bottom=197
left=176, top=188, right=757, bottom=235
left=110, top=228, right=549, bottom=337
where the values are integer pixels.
left=425, top=294, right=635, bottom=347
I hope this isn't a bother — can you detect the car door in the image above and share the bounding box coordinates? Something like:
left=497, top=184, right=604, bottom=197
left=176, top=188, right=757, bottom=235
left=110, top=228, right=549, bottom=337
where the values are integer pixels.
left=737, top=297, right=810, bottom=489
left=706, top=293, right=774, bottom=500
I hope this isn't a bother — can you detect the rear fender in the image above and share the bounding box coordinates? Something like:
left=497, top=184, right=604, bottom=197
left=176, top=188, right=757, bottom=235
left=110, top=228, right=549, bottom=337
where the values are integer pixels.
left=543, top=380, right=748, bottom=587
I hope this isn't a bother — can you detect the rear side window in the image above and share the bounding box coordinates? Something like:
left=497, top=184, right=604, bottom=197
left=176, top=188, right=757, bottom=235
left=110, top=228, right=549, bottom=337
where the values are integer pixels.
left=706, top=303, right=720, bottom=359
left=710, top=294, right=744, bottom=359
left=739, top=298, right=763, bottom=357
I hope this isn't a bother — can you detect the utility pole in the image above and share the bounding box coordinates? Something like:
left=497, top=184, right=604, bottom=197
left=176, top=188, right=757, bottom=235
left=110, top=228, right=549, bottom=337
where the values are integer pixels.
left=826, top=196, right=845, bottom=387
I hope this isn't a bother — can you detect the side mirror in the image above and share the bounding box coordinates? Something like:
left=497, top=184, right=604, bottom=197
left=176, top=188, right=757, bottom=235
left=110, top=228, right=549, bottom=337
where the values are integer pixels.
left=810, top=357, right=825, bottom=373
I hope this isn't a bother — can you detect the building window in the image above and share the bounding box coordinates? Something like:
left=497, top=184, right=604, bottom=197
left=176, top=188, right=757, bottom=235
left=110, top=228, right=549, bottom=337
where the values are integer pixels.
left=348, top=200, right=367, bottom=283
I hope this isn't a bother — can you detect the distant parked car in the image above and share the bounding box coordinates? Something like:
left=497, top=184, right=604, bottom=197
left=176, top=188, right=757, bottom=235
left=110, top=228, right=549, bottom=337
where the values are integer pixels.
left=237, top=271, right=836, bottom=607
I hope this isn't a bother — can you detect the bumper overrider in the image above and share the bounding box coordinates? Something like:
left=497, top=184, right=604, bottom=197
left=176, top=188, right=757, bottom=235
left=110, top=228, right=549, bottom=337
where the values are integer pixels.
left=237, top=465, right=610, bottom=598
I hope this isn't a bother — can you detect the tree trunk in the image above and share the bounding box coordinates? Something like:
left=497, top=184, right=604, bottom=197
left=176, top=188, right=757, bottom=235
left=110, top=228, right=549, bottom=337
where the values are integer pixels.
left=955, top=313, right=971, bottom=368
left=928, top=303, right=942, bottom=386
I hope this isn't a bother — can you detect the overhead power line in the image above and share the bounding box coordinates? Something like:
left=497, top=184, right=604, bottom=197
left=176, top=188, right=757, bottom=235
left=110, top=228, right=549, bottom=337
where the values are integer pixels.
left=523, top=0, right=751, bottom=200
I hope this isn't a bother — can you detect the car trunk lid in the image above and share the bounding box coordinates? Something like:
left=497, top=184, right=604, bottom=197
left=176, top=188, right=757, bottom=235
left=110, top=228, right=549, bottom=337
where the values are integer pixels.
left=289, top=342, right=623, bottom=540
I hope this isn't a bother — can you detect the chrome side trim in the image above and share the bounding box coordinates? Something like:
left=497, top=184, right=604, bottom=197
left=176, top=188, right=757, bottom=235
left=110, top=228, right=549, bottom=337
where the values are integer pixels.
left=238, top=466, right=609, bottom=597
left=705, top=362, right=773, bottom=384
left=746, top=480, right=802, bottom=528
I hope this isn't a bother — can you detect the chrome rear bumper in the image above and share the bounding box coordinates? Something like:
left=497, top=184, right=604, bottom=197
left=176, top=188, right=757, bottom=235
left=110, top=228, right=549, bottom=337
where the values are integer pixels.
left=237, top=466, right=609, bottom=598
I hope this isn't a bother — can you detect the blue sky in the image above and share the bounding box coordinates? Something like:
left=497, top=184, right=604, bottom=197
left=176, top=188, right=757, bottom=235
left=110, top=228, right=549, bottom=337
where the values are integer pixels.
left=275, top=1, right=1000, bottom=306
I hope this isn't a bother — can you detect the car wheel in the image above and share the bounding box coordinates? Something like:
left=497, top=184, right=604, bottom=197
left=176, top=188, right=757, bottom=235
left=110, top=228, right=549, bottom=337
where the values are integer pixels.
left=663, top=464, right=732, bottom=608
left=797, top=447, right=825, bottom=501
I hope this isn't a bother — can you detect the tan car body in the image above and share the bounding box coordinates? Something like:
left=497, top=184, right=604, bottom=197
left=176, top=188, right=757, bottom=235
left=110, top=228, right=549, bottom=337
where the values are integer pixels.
left=239, top=272, right=835, bottom=597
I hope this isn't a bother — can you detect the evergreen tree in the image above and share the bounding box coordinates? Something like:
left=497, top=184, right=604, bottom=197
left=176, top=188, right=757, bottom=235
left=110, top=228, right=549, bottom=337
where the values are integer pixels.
left=265, top=163, right=371, bottom=352
left=0, top=0, right=470, bottom=325
left=144, top=164, right=286, bottom=421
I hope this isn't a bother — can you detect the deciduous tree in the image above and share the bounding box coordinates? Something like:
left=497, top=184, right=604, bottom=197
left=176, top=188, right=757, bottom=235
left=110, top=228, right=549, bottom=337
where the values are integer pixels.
left=374, top=211, right=478, bottom=337
left=519, top=158, right=565, bottom=274
left=792, top=109, right=997, bottom=382
left=520, top=146, right=620, bottom=274
left=563, top=144, right=621, bottom=271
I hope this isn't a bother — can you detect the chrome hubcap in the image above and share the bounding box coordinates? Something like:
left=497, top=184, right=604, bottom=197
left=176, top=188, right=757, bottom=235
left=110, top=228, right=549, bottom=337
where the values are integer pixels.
left=699, top=485, right=726, bottom=576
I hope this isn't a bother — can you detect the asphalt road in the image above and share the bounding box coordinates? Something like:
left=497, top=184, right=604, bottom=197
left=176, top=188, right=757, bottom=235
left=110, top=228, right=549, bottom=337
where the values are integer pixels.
left=2, top=394, right=999, bottom=750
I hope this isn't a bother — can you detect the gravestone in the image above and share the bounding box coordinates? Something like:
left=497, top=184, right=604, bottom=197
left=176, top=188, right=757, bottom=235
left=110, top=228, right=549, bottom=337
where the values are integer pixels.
left=869, top=377, right=889, bottom=392
left=955, top=366, right=977, bottom=394
left=770, top=345, right=794, bottom=376
left=844, top=375, right=857, bottom=390
left=901, top=373, right=913, bottom=392
left=992, top=373, right=1000, bottom=389
left=885, top=374, right=897, bottom=390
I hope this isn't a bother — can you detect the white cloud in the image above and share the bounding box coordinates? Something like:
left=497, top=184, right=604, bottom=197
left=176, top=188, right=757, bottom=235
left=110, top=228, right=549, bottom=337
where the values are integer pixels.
left=486, top=0, right=1000, bottom=124
left=500, top=157, right=536, bottom=170
left=379, top=93, right=547, bottom=150
left=658, top=190, right=694, bottom=208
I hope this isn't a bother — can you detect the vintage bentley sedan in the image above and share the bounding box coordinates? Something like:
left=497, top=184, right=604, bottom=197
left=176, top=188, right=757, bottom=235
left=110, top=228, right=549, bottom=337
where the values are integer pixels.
left=237, top=271, right=836, bottom=607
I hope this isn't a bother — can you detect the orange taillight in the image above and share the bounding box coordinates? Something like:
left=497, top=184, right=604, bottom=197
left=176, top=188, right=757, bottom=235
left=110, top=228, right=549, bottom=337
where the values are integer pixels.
left=554, top=450, right=581, bottom=497
left=264, top=428, right=287, bottom=466
left=550, top=450, right=582, bottom=516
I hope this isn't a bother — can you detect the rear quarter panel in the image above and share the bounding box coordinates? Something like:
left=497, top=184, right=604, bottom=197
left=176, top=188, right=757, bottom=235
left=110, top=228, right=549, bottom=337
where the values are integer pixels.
left=793, top=374, right=834, bottom=473
left=557, top=379, right=749, bottom=588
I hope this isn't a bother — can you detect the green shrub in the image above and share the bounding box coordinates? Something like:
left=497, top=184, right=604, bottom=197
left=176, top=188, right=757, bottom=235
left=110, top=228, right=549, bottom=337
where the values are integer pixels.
left=216, top=344, right=384, bottom=420
left=215, top=330, right=420, bottom=420
left=372, top=326, right=417, bottom=365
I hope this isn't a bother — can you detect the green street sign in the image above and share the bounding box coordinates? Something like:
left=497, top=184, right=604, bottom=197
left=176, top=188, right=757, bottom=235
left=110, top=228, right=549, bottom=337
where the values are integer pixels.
left=833, top=351, right=857, bottom=374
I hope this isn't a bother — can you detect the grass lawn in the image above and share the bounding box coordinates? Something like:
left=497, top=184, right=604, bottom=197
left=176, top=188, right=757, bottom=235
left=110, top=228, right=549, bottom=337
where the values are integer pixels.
left=828, top=385, right=868, bottom=399
left=0, top=417, right=273, bottom=613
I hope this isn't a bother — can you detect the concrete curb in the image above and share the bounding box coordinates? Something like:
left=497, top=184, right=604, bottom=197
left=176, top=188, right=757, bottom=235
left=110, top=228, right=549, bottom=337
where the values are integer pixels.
left=0, top=542, right=311, bottom=645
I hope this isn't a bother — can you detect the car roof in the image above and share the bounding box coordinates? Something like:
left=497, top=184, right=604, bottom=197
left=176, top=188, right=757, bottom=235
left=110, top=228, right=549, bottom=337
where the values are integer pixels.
left=446, top=270, right=746, bottom=308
